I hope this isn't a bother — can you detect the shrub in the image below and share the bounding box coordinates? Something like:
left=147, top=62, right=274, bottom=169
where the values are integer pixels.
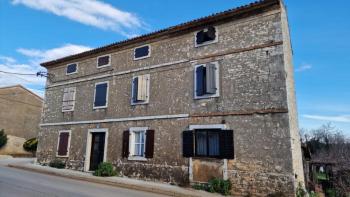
left=93, top=162, right=118, bottom=177
left=192, top=178, right=231, bottom=196
left=296, top=182, right=307, bottom=197
left=49, top=159, right=65, bottom=169
left=0, top=129, right=8, bottom=148
left=23, top=138, right=38, bottom=152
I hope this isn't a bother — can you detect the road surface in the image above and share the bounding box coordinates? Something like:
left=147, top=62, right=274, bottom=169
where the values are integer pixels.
left=0, top=158, right=167, bottom=197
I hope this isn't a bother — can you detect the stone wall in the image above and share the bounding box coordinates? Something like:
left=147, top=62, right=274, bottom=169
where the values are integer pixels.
left=38, top=1, right=303, bottom=196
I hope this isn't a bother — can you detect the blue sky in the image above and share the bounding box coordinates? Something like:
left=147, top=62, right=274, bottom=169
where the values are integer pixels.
left=0, top=0, right=349, bottom=135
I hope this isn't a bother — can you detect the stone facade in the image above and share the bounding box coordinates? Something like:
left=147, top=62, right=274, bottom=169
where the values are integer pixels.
left=0, top=85, right=42, bottom=155
left=37, top=0, right=304, bottom=196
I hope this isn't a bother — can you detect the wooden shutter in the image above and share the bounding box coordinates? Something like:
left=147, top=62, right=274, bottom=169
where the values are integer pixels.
left=132, top=77, right=138, bottom=102
left=182, top=130, right=194, bottom=157
left=122, top=130, right=130, bottom=158
left=219, top=130, right=234, bottom=159
left=206, top=63, right=216, bottom=94
left=145, top=130, right=154, bottom=158
left=57, top=132, right=69, bottom=156
left=62, top=88, right=69, bottom=110
left=196, top=66, right=206, bottom=96
left=137, top=75, right=147, bottom=101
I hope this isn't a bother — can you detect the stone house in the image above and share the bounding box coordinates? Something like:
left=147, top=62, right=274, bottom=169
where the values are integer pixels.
left=0, top=84, right=42, bottom=155
left=37, top=0, right=304, bottom=195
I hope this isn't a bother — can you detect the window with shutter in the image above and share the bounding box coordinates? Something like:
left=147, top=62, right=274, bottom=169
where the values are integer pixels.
left=134, top=45, right=151, bottom=60
left=127, top=127, right=149, bottom=161
left=62, top=87, right=76, bottom=112
left=183, top=128, right=233, bottom=159
left=57, top=131, right=71, bottom=157
left=66, top=63, right=78, bottom=74
left=131, top=74, right=150, bottom=105
left=195, top=26, right=218, bottom=47
left=93, top=82, right=108, bottom=108
left=194, top=62, right=219, bottom=99
left=97, top=55, right=111, bottom=68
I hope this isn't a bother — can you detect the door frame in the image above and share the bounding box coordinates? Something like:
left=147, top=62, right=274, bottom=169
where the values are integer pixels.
left=84, top=128, right=108, bottom=172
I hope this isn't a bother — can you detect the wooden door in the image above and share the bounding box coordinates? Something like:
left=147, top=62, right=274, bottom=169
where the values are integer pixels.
left=89, top=132, right=105, bottom=171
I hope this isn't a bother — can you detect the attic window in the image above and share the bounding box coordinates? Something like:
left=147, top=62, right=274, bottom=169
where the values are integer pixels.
left=134, top=45, right=150, bottom=60
left=97, top=55, right=111, bottom=68
left=66, top=63, right=77, bottom=75
left=195, top=26, right=217, bottom=47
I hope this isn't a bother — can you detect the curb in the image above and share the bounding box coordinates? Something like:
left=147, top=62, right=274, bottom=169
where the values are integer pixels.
left=8, top=164, right=204, bottom=197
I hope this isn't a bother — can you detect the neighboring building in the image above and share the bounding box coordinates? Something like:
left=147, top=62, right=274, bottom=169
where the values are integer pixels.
left=37, top=0, right=304, bottom=195
left=0, top=85, right=43, bottom=155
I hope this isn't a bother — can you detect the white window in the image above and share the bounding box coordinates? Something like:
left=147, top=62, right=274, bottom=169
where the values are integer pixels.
left=97, top=54, right=111, bottom=68
left=194, top=62, right=220, bottom=99
left=93, top=81, right=109, bottom=109
left=66, top=63, right=78, bottom=75
left=129, top=127, right=147, bottom=160
left=134, top=45, right=151, bottom=60
left=195, top=26, right=218, bottom=47
left=56, top=130, right=71, bottom=157
left=131, top=74, right=150, bottom=105
left=62, top=87, right=76, bottom=112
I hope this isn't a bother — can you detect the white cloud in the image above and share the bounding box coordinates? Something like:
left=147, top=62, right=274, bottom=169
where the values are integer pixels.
left=303, top=114, right=350, bottom=123
left=0, top=44, right=92, bottom=97
left=296, top=63, right=312, bottom=72
left=12, top=0, right=144, bottom=37
left=17, top=43, right=91, bottom=63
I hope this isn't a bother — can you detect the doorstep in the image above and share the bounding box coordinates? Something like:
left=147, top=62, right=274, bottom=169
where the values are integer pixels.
left=8, top=162, right=222, bottom=197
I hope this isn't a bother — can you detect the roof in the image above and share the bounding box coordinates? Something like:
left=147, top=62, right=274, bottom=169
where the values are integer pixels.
left=41, top=0, right=280, bottom=68
left=0, top=84, right=43, bottom=101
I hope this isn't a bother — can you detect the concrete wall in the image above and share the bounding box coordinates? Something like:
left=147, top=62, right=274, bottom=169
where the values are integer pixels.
left=0, top=85, right=42, bottom=139
left=38, top=2, right=303, bottom=196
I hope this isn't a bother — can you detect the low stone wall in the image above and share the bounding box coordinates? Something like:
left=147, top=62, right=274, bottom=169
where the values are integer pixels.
left=0, top=135, right=32, bottom=156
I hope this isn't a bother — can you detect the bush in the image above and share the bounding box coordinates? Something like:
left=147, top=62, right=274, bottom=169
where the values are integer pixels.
left=192, top=178, right=231, bottom=196
left=0, top=129, right=8, bottom=148
left=49, top=159, right=65, bottom=169
left=93, top=162, right=118, bottom=177
left=23, top=138, right=38, bottom=152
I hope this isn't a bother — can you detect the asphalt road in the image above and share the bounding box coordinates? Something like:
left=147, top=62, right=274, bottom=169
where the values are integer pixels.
left=0, top=158, right=167, bottom=197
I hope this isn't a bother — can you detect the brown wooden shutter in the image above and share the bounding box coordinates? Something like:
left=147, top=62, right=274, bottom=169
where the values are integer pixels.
left=57, top=132, right=69, bottom=156
left=145, top=130, right=154, bottom=158
left=219, top=130, right=234, bottom=159
left=182, top=130, right=194, bottom=157
left=122, top=130, right=130, bottom=158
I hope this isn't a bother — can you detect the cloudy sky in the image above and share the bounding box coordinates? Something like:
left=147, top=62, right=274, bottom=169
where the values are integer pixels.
left=0, top=0, right=349, bottom=134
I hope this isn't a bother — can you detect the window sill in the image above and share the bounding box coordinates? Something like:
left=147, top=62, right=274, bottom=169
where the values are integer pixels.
left=128, top=156, right=147, bottom=161
left=194, top=40, right=218, bottom=48
left=194, top=94, right=220, bottom=100
left=97, top=64, right=111, bottom=68
left=131, top=101, right=149, bottom=105
left=56, top=155, right=69, bottom=158
left=93, top=106, right=108, bottom=110
left=62, top=109, right=74, bottom=112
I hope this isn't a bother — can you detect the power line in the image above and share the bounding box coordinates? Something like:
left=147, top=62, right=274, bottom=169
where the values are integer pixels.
left=0, top=70, right=37, bottom=76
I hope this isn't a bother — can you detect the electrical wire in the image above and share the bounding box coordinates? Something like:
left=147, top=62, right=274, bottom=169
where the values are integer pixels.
left=0, top=70, right=37, bottom=76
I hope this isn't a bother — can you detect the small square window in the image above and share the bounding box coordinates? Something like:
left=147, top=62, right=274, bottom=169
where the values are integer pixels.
left=195, top=26, right=218, bottom=47
left=97, top=55, right=111, bottom=68
left=194, top=62, right=219, bottom=99
left=131, top=74, right=150, bottom=105
left=134, top=45, right=150, bottom=60
left=66, top=63, right=77, bottom=75
left=93, top=82, right=108, bottom=109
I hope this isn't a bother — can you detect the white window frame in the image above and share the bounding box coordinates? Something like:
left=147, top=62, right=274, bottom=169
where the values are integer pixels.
left=62, top=87, right=76, bottom=112
left=93, top=81, right=109, bottom=109
left=133, top=44, right=151, bottom=61
left=84, top=128, right=108, bottom=172
left=56, top=130, right=72, bottom=157
left=128, top=127, right=148, bottom=161
left=193, top=62, right=220, bottom=99
left=96, top=54, right=111, bottom=68
left=131, top=74, right=150, bottom=105
left=194, top=26, right=219, bottom=48
left=66, top=62, right=78, bottom=75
